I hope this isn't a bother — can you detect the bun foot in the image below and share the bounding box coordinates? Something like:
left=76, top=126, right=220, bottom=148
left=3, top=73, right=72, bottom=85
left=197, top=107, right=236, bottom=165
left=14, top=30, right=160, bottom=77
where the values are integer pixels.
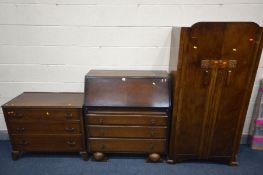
left=80, top=151, right=88, bottom=161
left=147, top=153, right=161, bottom=162
left=93, top=152, right=106, bottom=161
left=12, top=151, right=20, bottom=161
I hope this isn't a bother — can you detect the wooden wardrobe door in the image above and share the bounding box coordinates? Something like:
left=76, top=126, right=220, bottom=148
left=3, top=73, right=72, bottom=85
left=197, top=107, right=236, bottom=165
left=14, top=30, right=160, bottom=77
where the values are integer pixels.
left=169, top=22, right=263, bottom=164
left=169, top=23, right=225, bottom=159
left=208, top=23, right=263, bottom=159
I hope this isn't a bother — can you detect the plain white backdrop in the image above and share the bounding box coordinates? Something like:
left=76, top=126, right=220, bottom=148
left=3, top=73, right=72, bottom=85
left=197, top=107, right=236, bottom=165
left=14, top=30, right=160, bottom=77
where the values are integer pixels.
left=0, top=0, right=263, bottom=136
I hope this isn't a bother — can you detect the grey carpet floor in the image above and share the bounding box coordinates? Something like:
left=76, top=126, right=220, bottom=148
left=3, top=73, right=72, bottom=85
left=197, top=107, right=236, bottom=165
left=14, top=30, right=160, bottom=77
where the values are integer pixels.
left=0, top=141, right=263, bottom=175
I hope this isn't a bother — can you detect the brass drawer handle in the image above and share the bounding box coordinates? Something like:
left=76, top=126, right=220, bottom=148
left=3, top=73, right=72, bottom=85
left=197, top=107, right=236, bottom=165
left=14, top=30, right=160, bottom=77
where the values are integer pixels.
left=7, top=111, right=15, bottom=116
left=16, top=128, right=25, bottom=132
left=8, top=111, right=23, bottom=119
left=65, top=128, right=76, bottom=132
left=65, top=113, right=73, bottom=119
left=67, top=141, right=76, bottom=147
left=42, top=112, right=50, bottom=119
left=150, top=119, right=156, bottom=125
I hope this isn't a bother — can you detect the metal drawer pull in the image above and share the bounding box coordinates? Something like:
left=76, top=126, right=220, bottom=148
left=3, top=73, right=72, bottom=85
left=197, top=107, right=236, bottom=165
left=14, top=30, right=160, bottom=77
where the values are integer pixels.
left=7, top=111, right=14, bottom=115
left=150, top=119, right=156, bottom=125
left=67, top=141, right=76, bottom=146
left=99, top=119, right=103, bottom=124
left=42, top=112, right=50, bottom=119
left=8, top=111, right=23, bottom=118
left=65, top=128, right=76, bottom=132
left=16, top=128, right=25, bottom=132
left=65, top=113, right=73, bottom=119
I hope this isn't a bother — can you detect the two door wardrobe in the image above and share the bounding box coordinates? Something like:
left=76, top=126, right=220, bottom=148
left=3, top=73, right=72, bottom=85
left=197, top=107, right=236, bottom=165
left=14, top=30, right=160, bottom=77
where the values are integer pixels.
left=168, top=22, right=263, bottom=165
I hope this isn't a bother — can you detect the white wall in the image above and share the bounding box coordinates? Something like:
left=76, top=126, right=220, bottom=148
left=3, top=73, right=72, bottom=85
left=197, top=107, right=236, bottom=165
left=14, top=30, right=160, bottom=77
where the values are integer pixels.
left=0, top=0, right=263, bottom=134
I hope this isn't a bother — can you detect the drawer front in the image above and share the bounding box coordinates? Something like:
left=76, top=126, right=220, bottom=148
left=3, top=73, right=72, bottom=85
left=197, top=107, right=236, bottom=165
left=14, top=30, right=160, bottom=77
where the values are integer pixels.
left=88, top=138, right=166, bottom=153
left=88, top=126, right=167, bottom=138
left=4, top=109, right=80, bottom=121
left=9, top=121, right=81, bottom=134
left=86, top=114, right=167, bottom=126
left=11, top=134, right=84, bottom=152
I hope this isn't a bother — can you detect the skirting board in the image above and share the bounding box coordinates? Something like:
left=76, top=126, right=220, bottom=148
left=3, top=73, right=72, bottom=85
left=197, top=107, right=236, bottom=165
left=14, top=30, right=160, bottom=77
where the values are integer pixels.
left=0, top=130, right=249, bottom=144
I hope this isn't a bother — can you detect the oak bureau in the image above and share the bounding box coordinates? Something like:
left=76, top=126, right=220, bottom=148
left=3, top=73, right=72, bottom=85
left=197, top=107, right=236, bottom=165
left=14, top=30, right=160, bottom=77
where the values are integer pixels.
left=84, top=70, right=171, bottom=162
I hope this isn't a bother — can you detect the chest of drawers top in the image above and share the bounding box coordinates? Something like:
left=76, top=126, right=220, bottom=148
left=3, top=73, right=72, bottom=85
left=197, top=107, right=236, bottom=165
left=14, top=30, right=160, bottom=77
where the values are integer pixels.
left=84, top=70, right=171, bottom=108
left=2, top=92, right=83, bottom=109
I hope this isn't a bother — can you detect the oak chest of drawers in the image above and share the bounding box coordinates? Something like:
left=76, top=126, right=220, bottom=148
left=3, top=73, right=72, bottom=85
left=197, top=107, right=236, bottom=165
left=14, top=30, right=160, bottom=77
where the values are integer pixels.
left=2, top=92, right=87, bottom=160
left=84, top=70, right=171, bottom=161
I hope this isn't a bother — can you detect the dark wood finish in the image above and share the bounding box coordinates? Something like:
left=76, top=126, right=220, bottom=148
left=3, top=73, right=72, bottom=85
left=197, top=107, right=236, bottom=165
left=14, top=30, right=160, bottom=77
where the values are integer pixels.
left=88, top=125, right=167, bottom=138
left=11, top=134, right=83, bottom=152
left=86, top=111, right=167, bottom=126
left=8, top=121, right=81, bottom=134
left=2, top=92, right=87, bottom=160
left=168, top=22, right=263, bottom=165
left=5, top=109, right=80, bottom=121
left=88, top=138, right=166, bottom=153
left=84, top=70, right=170, bottom=108
left=85, top=109, right=169, bottom=160
left=84, top=70, right=171, bottom=161
left=2, top=92, right=83, bottom=108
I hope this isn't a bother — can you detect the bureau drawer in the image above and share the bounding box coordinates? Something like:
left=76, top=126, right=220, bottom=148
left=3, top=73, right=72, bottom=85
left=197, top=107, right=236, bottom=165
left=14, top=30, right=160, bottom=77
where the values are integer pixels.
left=88, top=126, right=167, bottom=138
left=11, top=134, right=84, bottom=152
left=86, top=114, right=167, bottom=126
left=88, top=138, right=166, bottom=153
left=4, top=109, right=80, bottom=121
left=8, top=121, right=81, bottom=134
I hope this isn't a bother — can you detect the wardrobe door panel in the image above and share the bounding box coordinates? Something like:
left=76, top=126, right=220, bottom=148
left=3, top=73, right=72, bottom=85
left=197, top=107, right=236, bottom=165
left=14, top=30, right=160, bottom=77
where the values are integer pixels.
left=171, top=23, right=225, bottom=156
left=209, top=23, right=262, bottom=157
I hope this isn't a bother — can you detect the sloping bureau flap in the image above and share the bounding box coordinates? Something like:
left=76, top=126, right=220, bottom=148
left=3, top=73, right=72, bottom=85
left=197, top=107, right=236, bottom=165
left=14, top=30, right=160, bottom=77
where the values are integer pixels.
left=84, top=70, right=170, bottom=108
